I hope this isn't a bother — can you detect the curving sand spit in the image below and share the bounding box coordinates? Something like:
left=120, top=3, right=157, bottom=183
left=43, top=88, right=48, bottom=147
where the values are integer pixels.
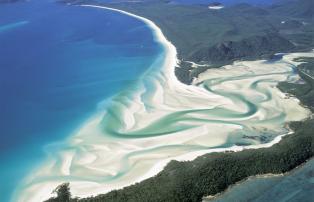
left=14, top=5, right=314, bottom=202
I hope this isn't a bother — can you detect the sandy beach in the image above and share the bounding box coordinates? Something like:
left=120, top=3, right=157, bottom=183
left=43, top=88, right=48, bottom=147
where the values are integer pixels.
left=13, top=4, right=314, bottom=202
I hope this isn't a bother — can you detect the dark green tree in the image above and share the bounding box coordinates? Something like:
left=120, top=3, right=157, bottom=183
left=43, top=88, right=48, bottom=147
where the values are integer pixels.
left=53, top=183, right=71, bottom=202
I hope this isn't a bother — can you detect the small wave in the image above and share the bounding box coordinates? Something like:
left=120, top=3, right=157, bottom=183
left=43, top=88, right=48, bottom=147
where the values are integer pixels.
left=0, top=20, right=29, bottom=33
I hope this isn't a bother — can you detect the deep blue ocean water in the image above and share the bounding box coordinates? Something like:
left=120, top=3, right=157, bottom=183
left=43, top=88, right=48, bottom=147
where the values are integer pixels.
left=0, top=1, right=161, bottom=201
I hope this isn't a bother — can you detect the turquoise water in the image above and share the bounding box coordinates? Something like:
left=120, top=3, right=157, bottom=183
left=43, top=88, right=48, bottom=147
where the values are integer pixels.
left=0, top=1, right=161, bottom=201
left=1, top=1, right=311, bottom=201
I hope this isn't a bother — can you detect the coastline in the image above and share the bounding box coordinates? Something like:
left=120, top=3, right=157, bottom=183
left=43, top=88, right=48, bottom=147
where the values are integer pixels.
left=80, top=4, right=182, bottom=88
left=77, top=4, right=313, bottom=190
left=13, top=5, right=186, bottom=202
left=204, top=156, right=314, bottom=201
left=16, top=4, right=313, bottom=202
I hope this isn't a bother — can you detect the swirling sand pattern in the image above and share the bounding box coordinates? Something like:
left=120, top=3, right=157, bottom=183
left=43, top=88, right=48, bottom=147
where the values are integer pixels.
left=14, top=5, right=313, bottom=202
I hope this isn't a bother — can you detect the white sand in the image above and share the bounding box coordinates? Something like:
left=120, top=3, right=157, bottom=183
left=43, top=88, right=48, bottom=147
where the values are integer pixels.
left=13, top=5, right=314, bottom=202
left=208, top=6, right=224, bottom=10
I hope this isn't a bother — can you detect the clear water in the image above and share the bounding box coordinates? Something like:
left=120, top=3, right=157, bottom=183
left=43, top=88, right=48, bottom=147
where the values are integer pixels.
left=1, top=1, right=310, bottom=201
left=0, top=1, right=161, bottom=201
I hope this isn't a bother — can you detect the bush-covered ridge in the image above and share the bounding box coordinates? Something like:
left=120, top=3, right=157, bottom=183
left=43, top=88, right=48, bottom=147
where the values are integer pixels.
left=45, top=58, right=314, bottom=202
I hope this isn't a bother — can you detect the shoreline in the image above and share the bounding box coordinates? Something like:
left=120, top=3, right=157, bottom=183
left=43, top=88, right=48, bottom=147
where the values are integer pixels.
left=204, top=156, right=314, bottom=201
left=16, top=4, right=313, bottom=202
left=67, top=5, right=310, bottom=198
left=80, top=4, right=182, bottom=88
left=78, top=3, right=309, bottom=193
